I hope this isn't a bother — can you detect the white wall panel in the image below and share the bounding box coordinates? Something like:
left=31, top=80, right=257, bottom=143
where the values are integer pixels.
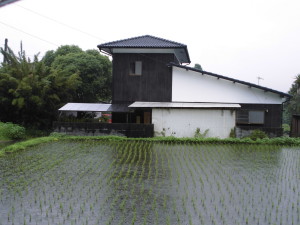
left=152, top=108, right=236, bottom=138
left=172, top=67, right=284, bottom=104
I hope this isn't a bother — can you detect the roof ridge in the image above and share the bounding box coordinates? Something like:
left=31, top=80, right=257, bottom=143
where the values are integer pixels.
left=97, top=35, right=187, bottom=47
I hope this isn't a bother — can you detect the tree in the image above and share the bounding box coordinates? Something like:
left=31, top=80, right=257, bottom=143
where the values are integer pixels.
left=0, top=46, right=81, bottom=129
left=0, top=44, right=112, bottom=130
left=194, top=63, right=203, bottom=71
left=43, top=46, right=112, bottom=102
left=283, top=74, right=300, bottom=124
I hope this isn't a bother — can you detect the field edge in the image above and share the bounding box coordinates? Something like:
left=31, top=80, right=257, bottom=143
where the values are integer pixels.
left=1, top=135, right=300, bottom=157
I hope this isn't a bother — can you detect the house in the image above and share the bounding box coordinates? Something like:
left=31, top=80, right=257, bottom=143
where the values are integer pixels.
left=57, top=35, right=290, bottom=138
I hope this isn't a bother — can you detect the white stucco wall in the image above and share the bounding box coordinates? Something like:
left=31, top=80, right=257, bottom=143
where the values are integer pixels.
left=152, top=108, right=236, bottom=138
left=172, top=67, right=285, bottom=104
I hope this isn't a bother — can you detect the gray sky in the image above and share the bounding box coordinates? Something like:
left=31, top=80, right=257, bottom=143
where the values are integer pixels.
left=1, top=0, right=300, bottom=92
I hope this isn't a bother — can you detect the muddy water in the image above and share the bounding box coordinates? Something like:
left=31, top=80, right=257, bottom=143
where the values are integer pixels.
left=0, top=141, right=299, bottom=225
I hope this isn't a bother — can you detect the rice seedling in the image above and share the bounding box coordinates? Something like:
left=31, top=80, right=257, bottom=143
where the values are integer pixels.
left=0, top=141, right=299, bottom=225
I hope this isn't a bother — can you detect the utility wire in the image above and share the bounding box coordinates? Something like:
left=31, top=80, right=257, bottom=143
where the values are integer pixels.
left=2, top=5, right=179, bottom=66
left=4, top=4, right=177, bottom=65
left=16, top=4, right=107, bottom=42
left=1, top=19, right=181, bottom=67
left=0, top=21, right=59, bottom=47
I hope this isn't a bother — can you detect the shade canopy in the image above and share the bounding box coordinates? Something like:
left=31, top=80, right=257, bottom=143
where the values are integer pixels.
left=59, top=103, right=130, bottom=112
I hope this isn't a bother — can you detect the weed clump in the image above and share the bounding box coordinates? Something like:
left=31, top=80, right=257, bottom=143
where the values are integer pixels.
left=194, top=128, right=209, bottom=138
left=248, top=130, right=268, bottom=141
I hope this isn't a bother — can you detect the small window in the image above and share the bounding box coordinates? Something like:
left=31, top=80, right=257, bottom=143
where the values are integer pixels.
left=129, top=61, right=142, bottom=75
left=236, top=110, right=265, bottom=124
left=249, top=111, right=264, bottom=124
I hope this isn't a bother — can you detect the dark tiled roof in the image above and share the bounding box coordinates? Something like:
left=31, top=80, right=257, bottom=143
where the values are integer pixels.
left=98, top=35, right=191, bottom=64
left=98, top=35, right=187, bottom=48
left=170, top=63, right=291, bottom=98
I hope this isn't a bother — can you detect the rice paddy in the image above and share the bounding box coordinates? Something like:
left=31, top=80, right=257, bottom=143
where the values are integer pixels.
left=0, top=140, right=299, bottom=225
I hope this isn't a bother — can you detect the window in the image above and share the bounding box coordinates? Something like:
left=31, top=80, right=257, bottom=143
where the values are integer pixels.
left=129, top=61, right=142, bottom=75
left=236, top=110, right=265, bottom=124
left=249, top=111, right=264, bottom=124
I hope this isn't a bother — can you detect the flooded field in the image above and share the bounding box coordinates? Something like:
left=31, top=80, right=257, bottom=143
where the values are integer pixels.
left=0, top=140, right=299, bottom=225
left=0, top=141, right=14, bottom=151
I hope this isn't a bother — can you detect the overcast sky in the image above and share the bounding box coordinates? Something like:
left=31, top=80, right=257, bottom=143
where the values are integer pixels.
left=1, top=0, right=300, bottom=92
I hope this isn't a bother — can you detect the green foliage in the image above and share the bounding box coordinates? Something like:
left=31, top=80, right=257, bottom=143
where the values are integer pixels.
left=282, top=124, right=290, bottom=136
left=3, top=134, right=300, bottom=157
left=283, top=74, right=300, bottom=124
left=0, top=44, right=112, bottom=130
left=1, top=136, right=58, bottom=156
left=0, top=122, right=25, bottom=139
left=229, top=128, right=236, bottom=138
left=247, top=130, right=268, bottom=140
left=194, top=128, right=209, bottom=138
left=45, top=47, right=112, bottom=103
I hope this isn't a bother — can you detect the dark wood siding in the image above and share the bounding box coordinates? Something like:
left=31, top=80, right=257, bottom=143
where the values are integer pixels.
left=236, top=104, right=283, bottom=137
left=290, top=115, right=300, bottom=137
left=237, top=104, right=282, bottom=128
left=112, top=53, right=176, bottom=104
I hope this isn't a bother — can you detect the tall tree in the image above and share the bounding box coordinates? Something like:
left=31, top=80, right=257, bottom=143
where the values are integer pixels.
left=0, top=46, right=81, bottom=129
left=283, top=74, right=300, bottom=124
left=43, top=46, right=112, bottom=102
left=0, top=45, right=112, bottom=129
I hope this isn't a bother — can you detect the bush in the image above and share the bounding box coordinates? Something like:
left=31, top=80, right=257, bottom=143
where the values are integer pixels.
left=282, top=124, right=290, bottom=136
left=248, top=129, right=268, bottom=141
left=229, top=128, right=236, bottom=138
left=0, top=122, right=26, bottom=140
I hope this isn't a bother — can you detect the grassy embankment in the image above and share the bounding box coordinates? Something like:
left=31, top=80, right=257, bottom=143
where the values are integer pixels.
left=1, top=134, right=300, bottom=157
left=0, top=122, right=9, bottom=141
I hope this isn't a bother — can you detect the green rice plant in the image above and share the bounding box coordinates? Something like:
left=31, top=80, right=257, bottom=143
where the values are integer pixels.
left=166, top=215, right=171, bottom=225
left=1, top=141, right=300, bottom=225
left=131, top=209, right=137, bottom=225
left=188, top=212, right=193, bottom=225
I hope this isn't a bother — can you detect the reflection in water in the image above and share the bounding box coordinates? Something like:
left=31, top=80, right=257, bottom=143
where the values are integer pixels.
left=0, top=141, right=299, bottom=225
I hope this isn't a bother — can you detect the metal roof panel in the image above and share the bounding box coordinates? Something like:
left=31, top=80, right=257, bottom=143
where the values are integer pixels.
left=129, top=102, right=241, bottom=109
left=58, top=103, right=130, bottom=112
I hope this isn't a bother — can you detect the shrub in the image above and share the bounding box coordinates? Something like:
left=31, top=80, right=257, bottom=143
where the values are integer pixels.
left=248, top=129, right=268, bottom=141
left=229, top=128, right=236, bottom=138
left=0, top=122, right=26, bottom=140
left=194, top=128, right=209, bottom=138
left=282, top=124, right=290, bottom=136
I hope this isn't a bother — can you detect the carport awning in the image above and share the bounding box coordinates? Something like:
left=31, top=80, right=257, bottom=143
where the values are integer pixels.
left=129, top=102, right=241, bottom=109
left=58, top=103, right=130, bottom=112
